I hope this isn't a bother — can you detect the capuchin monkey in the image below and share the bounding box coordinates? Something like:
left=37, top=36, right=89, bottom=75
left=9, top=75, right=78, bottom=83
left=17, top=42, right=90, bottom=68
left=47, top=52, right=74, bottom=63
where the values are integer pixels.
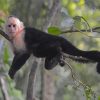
left=4, top=16, right=100, bottom=79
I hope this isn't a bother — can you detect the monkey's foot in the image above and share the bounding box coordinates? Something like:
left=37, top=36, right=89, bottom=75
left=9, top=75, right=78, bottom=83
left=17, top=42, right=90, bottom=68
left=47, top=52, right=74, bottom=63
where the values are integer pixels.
left=59, top=54, right=66, bottom=67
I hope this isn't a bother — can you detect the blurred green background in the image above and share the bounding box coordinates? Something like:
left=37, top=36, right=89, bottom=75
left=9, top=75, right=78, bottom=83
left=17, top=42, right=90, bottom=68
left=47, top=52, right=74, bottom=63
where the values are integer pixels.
left=0, top=0, right=100, bottom=100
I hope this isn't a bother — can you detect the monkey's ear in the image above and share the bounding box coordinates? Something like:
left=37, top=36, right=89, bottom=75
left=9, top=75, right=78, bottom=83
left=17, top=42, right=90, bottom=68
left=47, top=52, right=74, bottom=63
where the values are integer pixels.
left=9, top=52, right=30, bottom=79
left=19, top=21, right=24, bottom=30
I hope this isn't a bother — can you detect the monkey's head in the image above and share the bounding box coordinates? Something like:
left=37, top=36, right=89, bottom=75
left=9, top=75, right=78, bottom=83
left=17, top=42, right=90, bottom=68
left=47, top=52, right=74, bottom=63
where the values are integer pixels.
left=5, top=16, right=24, bottom=39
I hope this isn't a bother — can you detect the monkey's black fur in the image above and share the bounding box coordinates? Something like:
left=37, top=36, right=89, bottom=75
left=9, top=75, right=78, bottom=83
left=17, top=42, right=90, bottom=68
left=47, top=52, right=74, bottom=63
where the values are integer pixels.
left=9, top=27, right=100, bottom=79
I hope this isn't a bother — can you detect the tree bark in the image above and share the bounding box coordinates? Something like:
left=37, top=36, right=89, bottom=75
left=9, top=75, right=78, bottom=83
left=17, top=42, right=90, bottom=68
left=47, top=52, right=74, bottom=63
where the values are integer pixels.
left=0, top=77, right=10, bottom=100
left=26, top=58, right=42, bottom=100
left=41, top=1, right=61, bottom=100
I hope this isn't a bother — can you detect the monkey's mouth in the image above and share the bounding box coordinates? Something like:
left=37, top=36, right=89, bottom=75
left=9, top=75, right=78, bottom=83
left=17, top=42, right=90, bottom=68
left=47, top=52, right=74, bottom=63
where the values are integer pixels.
left=10, top=31, right=16, bottom=34
left=8, top=33, right=16, bottom=39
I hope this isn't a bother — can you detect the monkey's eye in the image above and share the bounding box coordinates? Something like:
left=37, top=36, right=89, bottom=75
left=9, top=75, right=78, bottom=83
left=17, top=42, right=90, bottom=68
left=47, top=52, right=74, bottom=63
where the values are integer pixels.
left=8, top=24, right=16, bottom=28
left=8, top=25, right=11, bottom=27
left=13, top=25, right=16, bottom=27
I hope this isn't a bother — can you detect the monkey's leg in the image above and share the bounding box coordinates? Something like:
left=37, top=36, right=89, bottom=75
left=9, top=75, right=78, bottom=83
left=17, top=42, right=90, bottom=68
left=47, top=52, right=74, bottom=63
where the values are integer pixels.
left=34, top=41, right=62, bottom=69
left=45, top=52, right=62, bottom=70
left=45, top=56, right=59, bottom=70
left=44, top=44, right=64, bottom=69
left=9, top=52, right=30, bottom=79
left=45, top=55, right=66, bottom=69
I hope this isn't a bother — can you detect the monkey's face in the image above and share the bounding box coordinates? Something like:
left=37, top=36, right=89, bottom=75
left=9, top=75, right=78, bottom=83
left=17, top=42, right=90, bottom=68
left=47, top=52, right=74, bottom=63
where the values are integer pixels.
left=6, top=17, right=18, bottom=37
left=5, top=17, right=24, bottom=39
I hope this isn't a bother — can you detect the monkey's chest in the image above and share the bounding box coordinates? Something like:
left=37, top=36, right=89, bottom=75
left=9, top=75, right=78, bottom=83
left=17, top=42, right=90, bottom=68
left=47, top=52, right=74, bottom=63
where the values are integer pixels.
left=12, top=33, right=26, bottom=52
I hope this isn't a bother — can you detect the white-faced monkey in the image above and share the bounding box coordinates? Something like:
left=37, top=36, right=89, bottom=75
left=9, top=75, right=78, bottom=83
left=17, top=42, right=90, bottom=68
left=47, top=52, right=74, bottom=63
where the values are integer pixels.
left=4, top=16, right=100, bottom=79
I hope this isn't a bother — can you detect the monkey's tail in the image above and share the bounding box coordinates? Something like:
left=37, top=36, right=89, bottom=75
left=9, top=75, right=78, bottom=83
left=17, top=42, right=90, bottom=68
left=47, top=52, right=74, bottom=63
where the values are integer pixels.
left=63, top=54, right=95, bottom=63
left=60, top=38, right=100, bottom=73
left=62, top=54, right=100, bottom=74
left=60, top=38, right=100, bottom=62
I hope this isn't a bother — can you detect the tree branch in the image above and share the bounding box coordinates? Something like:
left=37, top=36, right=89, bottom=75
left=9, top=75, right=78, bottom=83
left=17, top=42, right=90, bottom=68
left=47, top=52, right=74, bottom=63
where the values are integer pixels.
left=26, top=59, right=40, bottom=100
left=62, top=27, right=100, bottom=34
left=26, top=0, right=61, bottom=100
left=0, top=29, right=10, bottom=41
left=43, top=0, right=61, bottom=31
left=0, top=26, right=100, bottom=42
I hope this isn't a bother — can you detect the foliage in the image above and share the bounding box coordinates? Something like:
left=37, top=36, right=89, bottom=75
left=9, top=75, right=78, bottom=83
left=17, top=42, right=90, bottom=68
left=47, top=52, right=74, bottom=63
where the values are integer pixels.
left=84, top=86, right=95, bottom=100
left=3, top=45, right=10, bottom=64
left=0, top=19, right=5, bottom=27
left=48, top=26, right=61, bottom=35
left=61, top=0, right=100, bottom=27
left=0, top=0, right=9, bottom=13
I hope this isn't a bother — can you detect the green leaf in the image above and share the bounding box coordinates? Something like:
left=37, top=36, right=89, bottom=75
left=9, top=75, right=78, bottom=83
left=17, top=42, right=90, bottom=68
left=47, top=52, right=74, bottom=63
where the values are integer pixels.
left=84, top=86, right=95, bottom=100
left=98, top=96, right=100, bottom=100
left=0, top=19, right=5, bottom=26
left=73, top=16, right=82, bottom=29
left=48, top=27, right=62, bottom=35
left=3, top=45, right=9, bottom=64
left=0, top=19, right=5, bottom=23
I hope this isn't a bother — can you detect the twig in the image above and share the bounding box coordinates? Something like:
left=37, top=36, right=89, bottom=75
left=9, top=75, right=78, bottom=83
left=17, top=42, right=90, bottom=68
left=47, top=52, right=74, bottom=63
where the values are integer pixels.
left=73, top=16, right=92, bottom=33
left=61, top=54, right=96, bottom=99
left=61, top=53, right=91, bottom=87
left=0, top=28, right=10, bottom=41
left=61, top=27, right=100, bottom=38
left=62, top=27, right=100, bottom=33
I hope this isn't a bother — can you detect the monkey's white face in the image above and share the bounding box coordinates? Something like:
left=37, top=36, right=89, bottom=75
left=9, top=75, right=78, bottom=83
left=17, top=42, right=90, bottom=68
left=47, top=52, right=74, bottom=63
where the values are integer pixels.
left=6, top=18, right=18, bottom=38
left=5, top=17, right=26, bottom=52
left=5, top=17, right=24, bottom=39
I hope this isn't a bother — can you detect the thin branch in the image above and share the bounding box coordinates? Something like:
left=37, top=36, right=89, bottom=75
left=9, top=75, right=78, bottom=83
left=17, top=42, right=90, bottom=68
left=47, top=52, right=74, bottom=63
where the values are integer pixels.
left=61, top=26, right=100, bottom=39
left=0, top=29, right=10, bottom=41
left=61, top=54, right=96, bottom=100
left=0, top=26, right=100, bottom=42
left=62, top=27, right=100, bottom=34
